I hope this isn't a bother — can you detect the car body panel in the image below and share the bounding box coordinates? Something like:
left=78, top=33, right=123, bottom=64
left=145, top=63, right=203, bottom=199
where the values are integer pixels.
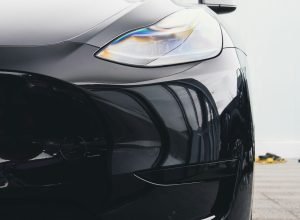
left=0, top=0, right=141, bottom=46
left=0, top=1, right=254, bottom=219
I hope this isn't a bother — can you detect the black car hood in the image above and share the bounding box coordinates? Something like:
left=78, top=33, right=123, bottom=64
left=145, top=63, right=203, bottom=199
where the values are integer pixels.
left=0, top=0, right=227, bottom=85
left=0, top=0, right=181, bottom=47
left=0, top=0, right=139, bottom=46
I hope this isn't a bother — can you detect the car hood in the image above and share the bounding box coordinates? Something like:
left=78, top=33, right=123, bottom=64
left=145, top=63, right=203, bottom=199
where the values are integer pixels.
left=0, top=0, right=141, bottom=46
left=0, top=0, right=183, bottom=47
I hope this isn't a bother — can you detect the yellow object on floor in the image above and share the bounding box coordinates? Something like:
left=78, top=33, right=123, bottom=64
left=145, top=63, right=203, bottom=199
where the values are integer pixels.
left=255, top=156, right=286, bottom=165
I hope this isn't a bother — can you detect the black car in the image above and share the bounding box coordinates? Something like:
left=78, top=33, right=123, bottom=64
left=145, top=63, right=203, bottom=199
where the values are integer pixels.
left=0, top=0, right=254, bottom=219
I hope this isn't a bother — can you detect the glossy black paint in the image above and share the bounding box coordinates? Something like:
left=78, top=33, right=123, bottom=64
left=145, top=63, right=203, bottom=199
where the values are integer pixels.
left=0, top=63, right=254, bottom=219
left=0, top=1, right=254, bottom=219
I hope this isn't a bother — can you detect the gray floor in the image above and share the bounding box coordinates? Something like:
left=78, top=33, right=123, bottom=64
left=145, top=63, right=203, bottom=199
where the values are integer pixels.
left=253, top=159, right=300, bottom=220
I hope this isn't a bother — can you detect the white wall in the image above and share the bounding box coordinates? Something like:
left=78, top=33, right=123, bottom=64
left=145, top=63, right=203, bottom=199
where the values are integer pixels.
left=219, top=0, right=300, bottom=158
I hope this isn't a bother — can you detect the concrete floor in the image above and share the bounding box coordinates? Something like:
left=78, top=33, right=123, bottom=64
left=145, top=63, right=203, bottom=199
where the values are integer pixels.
left=253, top=160, right=300, bottom=220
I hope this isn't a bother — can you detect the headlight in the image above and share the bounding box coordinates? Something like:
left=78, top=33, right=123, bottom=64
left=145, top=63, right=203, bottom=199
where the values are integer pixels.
left=96, top=8, right=222, bottom=67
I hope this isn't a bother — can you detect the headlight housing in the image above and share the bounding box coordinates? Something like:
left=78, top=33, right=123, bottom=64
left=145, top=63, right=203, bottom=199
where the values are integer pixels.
left=96, top=7, right=222, bottom=67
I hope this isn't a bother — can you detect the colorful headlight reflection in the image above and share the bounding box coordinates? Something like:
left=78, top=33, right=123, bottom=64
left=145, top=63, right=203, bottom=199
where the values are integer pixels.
left=96, top=8, right=222, bottom=67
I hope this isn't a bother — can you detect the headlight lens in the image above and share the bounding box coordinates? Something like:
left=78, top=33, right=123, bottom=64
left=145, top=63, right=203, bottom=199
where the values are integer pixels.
left=96, top=8, right=222, bottom=67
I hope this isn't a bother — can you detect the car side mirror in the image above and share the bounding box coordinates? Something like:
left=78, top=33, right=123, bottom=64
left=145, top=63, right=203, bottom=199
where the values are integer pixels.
left=200, top=0, right=237, bottom=14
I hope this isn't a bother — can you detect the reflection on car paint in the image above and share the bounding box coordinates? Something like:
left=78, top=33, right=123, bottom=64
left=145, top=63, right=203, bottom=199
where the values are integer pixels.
left=0, top=59, right=254, bottom=219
